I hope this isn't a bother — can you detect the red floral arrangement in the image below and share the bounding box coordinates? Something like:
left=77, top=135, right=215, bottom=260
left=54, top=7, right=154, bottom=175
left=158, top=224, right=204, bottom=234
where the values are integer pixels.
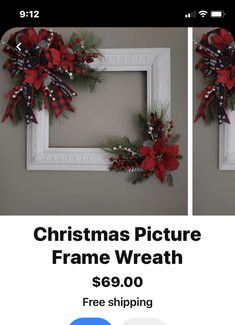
left=195, top=28, right=235, bottom=124
left=1, top=27, right=103, bottom=125
left=105, top=110, right=182, bottom=185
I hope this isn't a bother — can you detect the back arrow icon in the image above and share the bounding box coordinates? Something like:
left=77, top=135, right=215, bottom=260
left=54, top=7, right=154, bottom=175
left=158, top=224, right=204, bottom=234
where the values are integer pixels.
left=16, top=42, right=21, bottom=51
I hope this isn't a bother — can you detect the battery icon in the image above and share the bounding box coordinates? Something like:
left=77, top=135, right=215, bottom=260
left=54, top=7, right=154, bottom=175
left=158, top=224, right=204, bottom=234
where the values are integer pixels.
left=210, top=10, right=225, bottom=18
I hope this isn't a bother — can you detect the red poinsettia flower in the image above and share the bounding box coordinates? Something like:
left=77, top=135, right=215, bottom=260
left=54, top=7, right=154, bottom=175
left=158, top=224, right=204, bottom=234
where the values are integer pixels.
left=49, top=48, right=61, bottom=66
left=19, top=27, right=45, bottom=48
left=210, top=28, right=233, bottom=50
left=58, top=44, right=75, bottom=71
left=24, top=68, right=48, bottom=90
left=139, top=137, right=179, bottom=183
left=44, top=45, right=75, bottom=71
left=216, top=66, right=235, bottom=90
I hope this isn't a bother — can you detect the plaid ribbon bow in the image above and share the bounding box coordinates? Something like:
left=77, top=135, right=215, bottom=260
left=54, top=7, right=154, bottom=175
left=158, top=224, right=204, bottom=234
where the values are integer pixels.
left=194, top=28, right=235, bottom=124
left=2, top=27, right=77, bottom=124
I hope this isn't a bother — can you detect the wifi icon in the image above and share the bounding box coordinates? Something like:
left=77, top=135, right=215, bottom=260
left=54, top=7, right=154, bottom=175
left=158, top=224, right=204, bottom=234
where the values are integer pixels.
left=198, top=10, right=208, bottom=17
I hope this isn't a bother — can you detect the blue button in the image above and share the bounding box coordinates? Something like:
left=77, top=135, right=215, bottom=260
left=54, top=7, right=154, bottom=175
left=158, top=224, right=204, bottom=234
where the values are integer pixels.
left=70, top=317, right=111, bottom=325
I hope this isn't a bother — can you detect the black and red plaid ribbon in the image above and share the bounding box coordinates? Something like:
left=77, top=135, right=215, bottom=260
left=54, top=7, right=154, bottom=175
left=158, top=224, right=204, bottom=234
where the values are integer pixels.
left=2, top=27, right=78, bottom=124
left=194, top=28, right=235, bottom=125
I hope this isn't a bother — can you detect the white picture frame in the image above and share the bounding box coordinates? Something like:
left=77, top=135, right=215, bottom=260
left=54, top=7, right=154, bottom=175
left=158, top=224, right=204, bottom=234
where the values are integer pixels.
left=219, top=111, right=235, bottom=170
left=27, top=48, right=171, bottom=171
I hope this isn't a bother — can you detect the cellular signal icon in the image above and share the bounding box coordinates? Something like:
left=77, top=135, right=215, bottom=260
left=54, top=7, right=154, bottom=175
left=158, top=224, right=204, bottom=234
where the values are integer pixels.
left=198, top=10, right=208, bottom=17
left=185, top=11, right=196, bottom=18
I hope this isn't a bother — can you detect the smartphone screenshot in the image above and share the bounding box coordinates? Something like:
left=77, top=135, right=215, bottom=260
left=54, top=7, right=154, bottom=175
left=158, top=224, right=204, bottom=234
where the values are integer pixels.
left=0, top=5, right=234, bottom=325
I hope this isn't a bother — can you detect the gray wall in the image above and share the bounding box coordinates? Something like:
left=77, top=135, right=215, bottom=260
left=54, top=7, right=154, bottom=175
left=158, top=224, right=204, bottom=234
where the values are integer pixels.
left=194, top=28, right=235, bottom=215
left=0, top=28, right=187, bottom=215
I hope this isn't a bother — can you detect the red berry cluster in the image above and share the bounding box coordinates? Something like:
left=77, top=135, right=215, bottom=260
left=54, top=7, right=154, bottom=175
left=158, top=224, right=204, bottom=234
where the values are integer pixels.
left=72, top=46, right=99, bottom=75
left=166, top=120, right=174, bottom=139
left=142, top=170, right=154, bottom=178
left=79, top=49, right=97, bottom=63
left=149, top=113, right=174, bottom=140
left=110, top=154, right=140, bottom=171
left=69, top=38, right=81, bottom=47
left=149, top=113, right=164, bottom=138
left=109, top=155, right=153, bottom=180
left=70, top=39, right=98, bottom=64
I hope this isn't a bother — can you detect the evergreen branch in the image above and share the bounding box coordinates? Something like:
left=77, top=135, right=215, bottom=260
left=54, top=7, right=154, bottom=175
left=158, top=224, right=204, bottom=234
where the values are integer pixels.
left=10, top=97, right=27, bottom=124
left=166, top=173, right=173, bottom=186
left=73, top=68, right=104, bottom=92
left=14, top=104, right=25, bottom=124
left=129, top=172, right=149, bottom=185
left=70, top=30, right=102, bottom=55
left=138, top=113, right=149, bottom=139
left=204, top=74, right=216, bottom=85
left=204, top=99, right=218, bottom=124
left=228, top=92, right=235, bottom=110
left=104, top=136, right=138, bottom=154
left=34, top=92, right=43, bottom=110
left=170, top=133, right=180, bottom=144
left=147, top=102, right=169, bottom=121
left=12, top=76, right=22, bottom=85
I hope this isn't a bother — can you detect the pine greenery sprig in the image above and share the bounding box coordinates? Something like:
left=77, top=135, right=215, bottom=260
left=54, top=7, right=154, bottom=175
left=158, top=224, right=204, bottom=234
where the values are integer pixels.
left=166, top=173, right=173, bottom=186
left=169, top=133, right=180, bottom=145
left=228, top=92, right=235, bottom=110
left=204, top=100, right=219, bottom=124
left=104, top=136, right=138, bottom=155
left=73, top=68, right=104, bottom=92
left=70, top=30, right=102, bottom=56
left=70, top=29, right=104, bottom=91
left=138, top=113, right=148, bottom=139
left=11, top=98, right=26, bottom=125
left=129, top=171, right=150, bottom=185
